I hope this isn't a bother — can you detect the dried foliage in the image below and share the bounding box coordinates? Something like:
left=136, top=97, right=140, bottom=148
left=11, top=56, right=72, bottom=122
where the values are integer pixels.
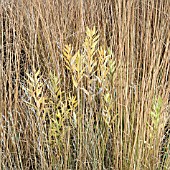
left=0, top=0, right=170, bottom=169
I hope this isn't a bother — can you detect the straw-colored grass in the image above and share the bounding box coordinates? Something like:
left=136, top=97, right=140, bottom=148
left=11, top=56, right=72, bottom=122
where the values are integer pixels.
left=0, top=0, right=169, bottom=169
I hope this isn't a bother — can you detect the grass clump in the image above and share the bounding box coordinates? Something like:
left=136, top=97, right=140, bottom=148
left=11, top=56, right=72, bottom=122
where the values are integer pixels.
left=1, top=0, right=170, bottom=170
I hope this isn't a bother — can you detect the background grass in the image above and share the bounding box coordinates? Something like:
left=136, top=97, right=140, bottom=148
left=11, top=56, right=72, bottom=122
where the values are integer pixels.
left=0, top=0, right=170, bottom=169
